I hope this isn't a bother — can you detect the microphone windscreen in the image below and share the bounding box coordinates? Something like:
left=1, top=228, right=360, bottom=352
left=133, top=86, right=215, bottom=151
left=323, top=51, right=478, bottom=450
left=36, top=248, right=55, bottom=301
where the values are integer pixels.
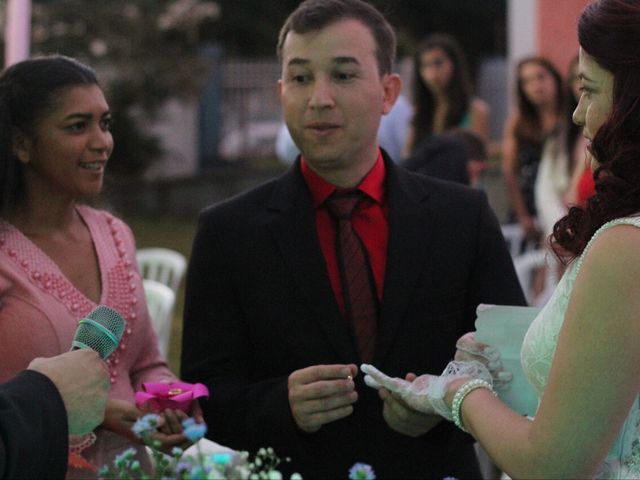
left=71, top=305, right=126, bottom=359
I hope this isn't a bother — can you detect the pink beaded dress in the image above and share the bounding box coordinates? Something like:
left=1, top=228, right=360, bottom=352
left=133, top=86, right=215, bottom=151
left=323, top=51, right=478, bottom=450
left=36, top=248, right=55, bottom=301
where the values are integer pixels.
left=0, top=205, right=176, bottom=477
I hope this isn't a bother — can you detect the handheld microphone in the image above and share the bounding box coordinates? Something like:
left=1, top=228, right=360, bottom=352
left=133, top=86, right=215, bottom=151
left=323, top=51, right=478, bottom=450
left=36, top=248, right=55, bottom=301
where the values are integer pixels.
left=71, top=305, right=126, bottom=360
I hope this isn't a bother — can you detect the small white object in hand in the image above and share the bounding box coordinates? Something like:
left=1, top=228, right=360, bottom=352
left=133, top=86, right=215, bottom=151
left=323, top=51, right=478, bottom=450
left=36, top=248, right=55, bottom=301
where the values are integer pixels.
left=360, top=361, right=494, bottom=422
left=361, top=363, right=409, bottom=391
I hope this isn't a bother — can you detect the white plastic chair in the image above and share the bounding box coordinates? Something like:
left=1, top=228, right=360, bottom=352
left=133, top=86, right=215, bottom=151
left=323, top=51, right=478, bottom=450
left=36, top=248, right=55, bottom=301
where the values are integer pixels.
left=143, top=279, right=176, bottom=359
left=513, top=249, right=558, bottom=306
left=501, top=223, right=537, bottom=258
left=137, top=247, right=187, bottom=293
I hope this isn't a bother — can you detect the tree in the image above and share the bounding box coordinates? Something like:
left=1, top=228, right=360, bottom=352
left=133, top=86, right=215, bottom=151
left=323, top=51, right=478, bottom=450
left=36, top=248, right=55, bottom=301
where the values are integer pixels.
left=210, top=0, right=506, bottom=73
left=21, top=0, right=220, bottom=176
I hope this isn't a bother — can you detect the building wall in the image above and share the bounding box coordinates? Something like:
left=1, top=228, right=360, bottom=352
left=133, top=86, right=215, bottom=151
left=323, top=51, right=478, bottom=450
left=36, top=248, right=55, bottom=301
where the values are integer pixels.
left=537, top=0, right=589, bottom=76
left=507, top=0, right=589, bottom=112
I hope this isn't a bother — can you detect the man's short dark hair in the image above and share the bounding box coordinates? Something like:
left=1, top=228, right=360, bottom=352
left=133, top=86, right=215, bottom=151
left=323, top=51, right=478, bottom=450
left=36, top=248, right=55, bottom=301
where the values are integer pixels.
left=276, top=0, right=396, bottom=76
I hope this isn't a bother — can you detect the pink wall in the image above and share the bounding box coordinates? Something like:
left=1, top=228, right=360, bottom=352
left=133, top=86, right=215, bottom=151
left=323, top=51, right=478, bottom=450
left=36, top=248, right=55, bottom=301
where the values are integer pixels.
left=537, top=0, right=589, bottom=77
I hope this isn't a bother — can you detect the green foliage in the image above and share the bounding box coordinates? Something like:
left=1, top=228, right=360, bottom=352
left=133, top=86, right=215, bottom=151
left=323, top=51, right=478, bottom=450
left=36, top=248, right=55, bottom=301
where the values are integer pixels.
left=107, top=106, right=163, bottom=177
left=26, top=0, right=219, bottom=177
left=30, top=0, right=215, bottom=102
left=211, top=0, right=506, bottom=69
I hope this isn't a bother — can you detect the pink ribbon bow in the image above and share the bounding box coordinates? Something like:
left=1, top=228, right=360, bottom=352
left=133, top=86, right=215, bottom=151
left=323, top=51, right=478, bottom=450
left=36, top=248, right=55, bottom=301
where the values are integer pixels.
left=135, top=381, right=209, bottom=413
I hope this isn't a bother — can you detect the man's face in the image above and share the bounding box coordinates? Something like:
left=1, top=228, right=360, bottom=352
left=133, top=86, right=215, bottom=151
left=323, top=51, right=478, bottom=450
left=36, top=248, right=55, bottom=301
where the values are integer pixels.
left=279, top=18, right=399, bottom=186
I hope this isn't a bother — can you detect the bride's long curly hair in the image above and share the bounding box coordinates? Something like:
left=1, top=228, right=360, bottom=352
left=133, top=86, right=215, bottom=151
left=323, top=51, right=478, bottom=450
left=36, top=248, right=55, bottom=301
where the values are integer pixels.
left=551, top=0, right=640, bottom=262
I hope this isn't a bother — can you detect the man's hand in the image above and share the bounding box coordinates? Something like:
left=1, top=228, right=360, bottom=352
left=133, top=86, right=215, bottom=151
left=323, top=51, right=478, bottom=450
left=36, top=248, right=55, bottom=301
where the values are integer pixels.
left=379, top=373, right=442, bottom=437
left=288, top=364, right=358, bottom=433
left=28, top=350, right=110, bottom=435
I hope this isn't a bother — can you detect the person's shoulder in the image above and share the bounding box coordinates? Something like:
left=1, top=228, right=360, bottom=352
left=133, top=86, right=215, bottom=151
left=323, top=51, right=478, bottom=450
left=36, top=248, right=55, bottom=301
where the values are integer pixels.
left=199, top=174, right=284, bottom=222
left=396, top=164, right=482, bottom=201
left=575, top=219, right=640, bottom=298
left=584, top=219, right=640, bottom=265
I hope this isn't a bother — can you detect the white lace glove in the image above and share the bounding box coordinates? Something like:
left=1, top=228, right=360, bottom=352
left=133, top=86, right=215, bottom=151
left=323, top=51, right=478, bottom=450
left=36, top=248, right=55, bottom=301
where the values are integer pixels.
left=455, top=332, right=512, bottom=390
left=361, top=361, right=492, bottom=421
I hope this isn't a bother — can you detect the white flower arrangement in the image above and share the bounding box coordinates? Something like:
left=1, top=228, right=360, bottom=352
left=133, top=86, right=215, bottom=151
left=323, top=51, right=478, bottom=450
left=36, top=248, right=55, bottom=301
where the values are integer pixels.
left=98, top=413, right=383, bottom=480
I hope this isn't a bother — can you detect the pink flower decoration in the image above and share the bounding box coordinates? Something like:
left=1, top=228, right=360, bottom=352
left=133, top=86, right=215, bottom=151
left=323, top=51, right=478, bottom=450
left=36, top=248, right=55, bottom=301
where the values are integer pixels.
left=135, top=381, right=209, bottom=413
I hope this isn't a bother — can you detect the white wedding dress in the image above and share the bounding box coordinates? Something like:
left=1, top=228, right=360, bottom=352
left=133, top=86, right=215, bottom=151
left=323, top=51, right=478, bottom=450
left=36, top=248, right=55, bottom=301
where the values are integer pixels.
left=521, top=216, right=640, bottom=479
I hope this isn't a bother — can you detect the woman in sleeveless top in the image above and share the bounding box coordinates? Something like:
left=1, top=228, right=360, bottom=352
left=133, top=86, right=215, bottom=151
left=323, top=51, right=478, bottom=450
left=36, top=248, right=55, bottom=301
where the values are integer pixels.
left=404, top=33, right=489, bottom=157
left=502, top=57, right=564, bottom=242
left=0, top=56, right=202, bottom=478
left=363, top=1, right=640, bottom=477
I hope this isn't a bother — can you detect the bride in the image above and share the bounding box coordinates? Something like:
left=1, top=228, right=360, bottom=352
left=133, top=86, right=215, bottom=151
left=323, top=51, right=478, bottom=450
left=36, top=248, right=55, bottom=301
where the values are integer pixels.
left=363, top=0, right=640, bottom=477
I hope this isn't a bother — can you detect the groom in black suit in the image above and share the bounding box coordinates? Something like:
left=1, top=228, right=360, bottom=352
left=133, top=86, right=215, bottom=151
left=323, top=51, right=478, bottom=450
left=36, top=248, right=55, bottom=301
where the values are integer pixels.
left=181, top=0, right=525, bottom=478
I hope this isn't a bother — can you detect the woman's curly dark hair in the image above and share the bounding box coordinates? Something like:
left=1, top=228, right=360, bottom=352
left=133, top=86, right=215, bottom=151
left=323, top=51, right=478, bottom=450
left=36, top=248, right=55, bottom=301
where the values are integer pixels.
left=551, top=0, right=640, bottom=262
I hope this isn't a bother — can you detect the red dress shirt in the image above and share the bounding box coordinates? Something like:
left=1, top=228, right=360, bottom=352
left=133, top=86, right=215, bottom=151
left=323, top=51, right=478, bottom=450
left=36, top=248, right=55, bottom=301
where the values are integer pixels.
left=301, top=151, right=389, bottom=316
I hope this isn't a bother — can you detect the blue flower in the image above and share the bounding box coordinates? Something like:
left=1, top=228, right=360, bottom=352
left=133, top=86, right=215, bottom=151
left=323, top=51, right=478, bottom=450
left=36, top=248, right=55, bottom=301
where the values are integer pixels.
left=183, top=419, right=208, bottom=442
left=132, top=413, right=161, bottom=438
left=349, top=462, right=376, bottom=480
left=113, top=447, right=137, bottom=469
left=211, top=452, right=233, bottom=465
left=190, top=465, right=205, bottom=478
left=176, top=461, right=192, bottom=474
left=171, top=446, right=184, bottom=457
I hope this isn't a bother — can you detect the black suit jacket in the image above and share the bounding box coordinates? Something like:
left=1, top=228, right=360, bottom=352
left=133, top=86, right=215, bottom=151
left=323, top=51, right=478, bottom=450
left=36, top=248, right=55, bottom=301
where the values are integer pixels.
left=403, top=134, right=471, bottom=185
left=181, top=155, right=525, bottom=479
left=0, top=370, right=68, bottom=479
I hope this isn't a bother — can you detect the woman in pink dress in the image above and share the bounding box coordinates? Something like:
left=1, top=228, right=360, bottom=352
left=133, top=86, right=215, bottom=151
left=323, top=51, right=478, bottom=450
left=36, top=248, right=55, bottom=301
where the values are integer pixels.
left=0, top=55, right=199, bottom=477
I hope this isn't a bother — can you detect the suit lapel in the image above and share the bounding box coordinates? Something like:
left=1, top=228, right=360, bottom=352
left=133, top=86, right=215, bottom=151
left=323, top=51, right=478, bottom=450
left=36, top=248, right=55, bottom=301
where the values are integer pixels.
left=375, top=159, right=435, bottom=365
left=266, top=164, right=359, bottom=362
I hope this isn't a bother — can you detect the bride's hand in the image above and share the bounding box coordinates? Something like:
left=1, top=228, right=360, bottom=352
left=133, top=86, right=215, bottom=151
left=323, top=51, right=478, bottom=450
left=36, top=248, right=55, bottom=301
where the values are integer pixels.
left=455, top=332, right=512, bottom=390
left=362, top=361, right=494, bottom=421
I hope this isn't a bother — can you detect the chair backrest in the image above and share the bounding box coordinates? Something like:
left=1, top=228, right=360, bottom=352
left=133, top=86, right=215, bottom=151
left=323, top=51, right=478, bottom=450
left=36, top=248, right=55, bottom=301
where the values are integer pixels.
left=142, top=279, right=176, bottom=359
left=136, top=248, right=187, bottom=293
left=501, top=223, right=537, bottom=258
left=513, top=249, right=550, bottom=306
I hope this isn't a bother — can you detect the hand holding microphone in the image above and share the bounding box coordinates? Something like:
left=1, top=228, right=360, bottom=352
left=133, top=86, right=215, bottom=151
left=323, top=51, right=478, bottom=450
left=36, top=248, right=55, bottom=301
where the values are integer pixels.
left=27, top=306, right=126, bottom=435
left=29, top=350, right=110, bottom=436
